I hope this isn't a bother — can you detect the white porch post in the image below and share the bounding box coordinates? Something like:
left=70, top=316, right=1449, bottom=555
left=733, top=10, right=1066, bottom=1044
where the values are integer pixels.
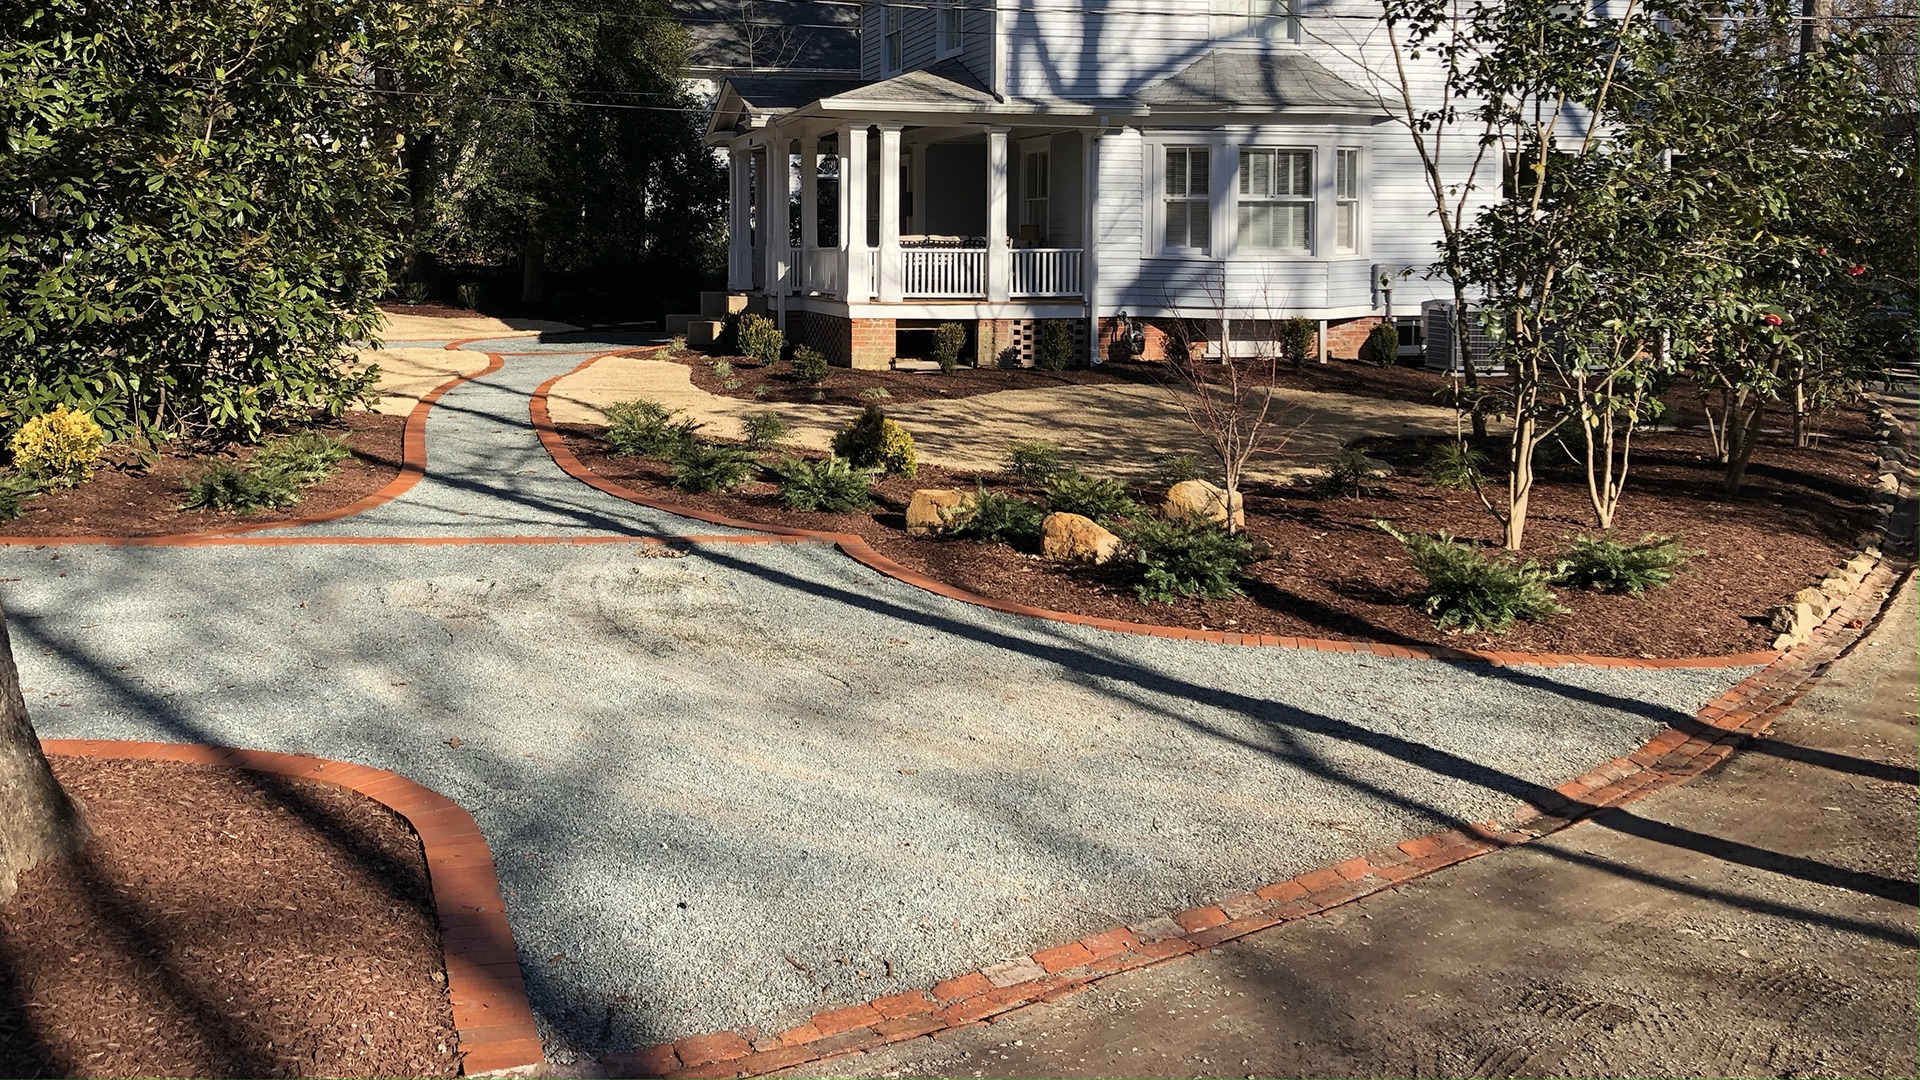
left=1082, top=128, right=1099, bottom=360
left=839, top=124, right=869, bottom=301
left=877, top=124, right=904, bottom=304
left=909, top=139, right=928, bottom=234
left=764, top=136, right=791, bottom=318
left=986, top=126, right=1010, bottom=303
left=727, top=140, right=753, bottom=291
left=799, top=135, right=820, bottom=268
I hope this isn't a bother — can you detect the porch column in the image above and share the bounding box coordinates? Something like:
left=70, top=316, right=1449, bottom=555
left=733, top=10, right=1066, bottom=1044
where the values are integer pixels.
left=1082, top=128, right=1099, bottom=360
left=799, top=135, right=820, bottom=276
left=839, top=124, right=868, bottom=301
left=727, top=141, right=752, bottom=291
left=986, top=126, right=1010, bottom=302
left=877, top=124, right=904, bottom=304
left=764, top=135, right=791, bottom=313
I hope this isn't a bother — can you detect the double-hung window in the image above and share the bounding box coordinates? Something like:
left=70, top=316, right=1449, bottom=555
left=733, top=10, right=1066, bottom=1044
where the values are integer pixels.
left=936, top=0, right=963, bottom=55
left=883, top=3, right=904, bottom=72
left=1335, top=149, right=1361, bottom=253
left=1163, top=146, right=1211, bottom=254
left=1022, top=151, right=1050, bottom=238
left=1237, top=148, right=1313, bottom=253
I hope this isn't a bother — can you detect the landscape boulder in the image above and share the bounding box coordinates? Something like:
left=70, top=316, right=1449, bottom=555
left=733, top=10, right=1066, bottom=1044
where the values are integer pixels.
left=906, top=488, right=977, bottom=537
left=1041, top=512, right=1122, bottom=565
left=1160, top=479, right=1244, bottom=529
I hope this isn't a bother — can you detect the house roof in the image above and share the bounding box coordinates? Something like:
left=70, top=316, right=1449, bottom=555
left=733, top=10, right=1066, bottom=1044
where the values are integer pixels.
left=822, top=61, right=999, bottom=107
left=1131, top=51, right=1385, bottom=114
left=724, top=74, right=870, bottom=114
left=672, top=0, right=861, bottom=74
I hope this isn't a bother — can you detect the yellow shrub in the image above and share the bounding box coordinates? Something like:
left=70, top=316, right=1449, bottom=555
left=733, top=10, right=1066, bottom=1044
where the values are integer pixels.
left=11, top=405, right=107, bottom=486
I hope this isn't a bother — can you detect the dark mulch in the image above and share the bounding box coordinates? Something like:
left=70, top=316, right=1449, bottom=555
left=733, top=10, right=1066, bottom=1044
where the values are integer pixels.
left=555, top=404, right=1881, bottom=659
left=378, top=302, right=481, bottom=321
left=671, top=349, right=1468, bottom=410
left=0, top=411, right=406, bottom=539
left=0, top=756, right=460, bottom=1079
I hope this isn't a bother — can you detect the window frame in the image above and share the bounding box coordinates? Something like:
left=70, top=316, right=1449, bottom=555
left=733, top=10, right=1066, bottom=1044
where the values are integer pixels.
left=935, top=0, right=964, bottom=57
left=1160, top=145, right=1213, bottom=255
left=1334, top=147, right=1362, bottom=254
left=1236, top=146, right=1315, bottom=255
left=1021, top=148, right=1051, bottom=238
left=882, top=2, right=905, bottom=73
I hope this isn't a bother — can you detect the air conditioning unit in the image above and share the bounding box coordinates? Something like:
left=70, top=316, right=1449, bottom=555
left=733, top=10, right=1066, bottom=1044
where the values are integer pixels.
left=1421, top=300, right=1506, bottom=375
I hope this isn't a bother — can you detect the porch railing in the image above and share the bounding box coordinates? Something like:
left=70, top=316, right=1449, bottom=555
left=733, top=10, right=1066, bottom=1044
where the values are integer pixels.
left=902, top=248, right=988, bottom=299
left=1010, top=248, right=1083, bottom=298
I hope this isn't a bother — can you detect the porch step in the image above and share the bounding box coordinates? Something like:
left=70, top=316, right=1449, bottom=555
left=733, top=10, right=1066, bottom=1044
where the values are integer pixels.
left=665, top=313, right=695, bottom=336
left=699, top=291, right=750, bottom=320
left=686, top=319, right=727, bottom=348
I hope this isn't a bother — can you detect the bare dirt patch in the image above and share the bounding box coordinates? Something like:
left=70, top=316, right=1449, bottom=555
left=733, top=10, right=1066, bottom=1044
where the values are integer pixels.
left=0, top=756, right=460, bottom=1079
left=555, top=403, right=1879, bottom=659
left=0, top=411, right=405, bottom=538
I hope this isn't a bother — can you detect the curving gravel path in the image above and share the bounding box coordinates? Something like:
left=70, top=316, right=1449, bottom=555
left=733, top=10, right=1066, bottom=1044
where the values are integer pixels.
left=2, top=333, right=1760, bottom=1060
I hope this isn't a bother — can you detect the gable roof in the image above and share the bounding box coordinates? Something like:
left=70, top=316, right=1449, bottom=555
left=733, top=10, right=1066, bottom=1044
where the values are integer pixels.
left=672, top=0, right=860, bottom=75
left=823, top=61, right=998, bottom=107
left=1132, top=51, right=1385, bottom=114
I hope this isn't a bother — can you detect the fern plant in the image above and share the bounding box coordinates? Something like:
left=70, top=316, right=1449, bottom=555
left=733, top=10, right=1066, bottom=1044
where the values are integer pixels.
left=251, top=432, right=350, bottom=487
left=603, top=399, right=703, bottom=459
left=1552, top=533, right=1697, bottom=595
left=1006, top=439, right=1062, bottom=480
left=669, top=443, right=757, bottom=493
left=742, top=410, right=790, bottom=450
left=182, top=460, right=300, bottom=513
left=1121, top=516, right=1265, bottom=603
left=945, top=483, right=1045, bottom=550
left=771, top=456, right=876, bottom=511
left=1043, top=469, right=1138, bottom=524
left=1379, top=521, right=1566, bottom=632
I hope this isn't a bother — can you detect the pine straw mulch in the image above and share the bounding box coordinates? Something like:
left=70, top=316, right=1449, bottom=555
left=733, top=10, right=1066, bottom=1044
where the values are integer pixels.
left=555, top=401, right=1881, bottom=659
left=0, top=756, right=461, bottom=1079
left=0, top=411, right=406, bottom=539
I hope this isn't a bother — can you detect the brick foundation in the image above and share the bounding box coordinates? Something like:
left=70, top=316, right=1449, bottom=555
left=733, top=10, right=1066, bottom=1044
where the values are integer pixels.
left=1096, top=315, right=1383, bottom=361
left=849, top=317, right=896, bottom=370
left=1322, top=316, right=1383, bottom=361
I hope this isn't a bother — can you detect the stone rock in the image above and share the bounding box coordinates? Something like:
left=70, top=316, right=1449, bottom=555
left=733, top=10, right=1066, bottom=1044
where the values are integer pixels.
left=906, top=488, right=977, bottom=538
left=1793, top=586, right=1833, bottom=620
left=1770, top=601, right=1811, bottom=634
left=1161, top=479, right=1244, bottom=529
left=1818, top=575, right=1850, bottom=599
left=1041, top=512, right=1121, bottom=565
left=1845, top=554, right=1875, bottom=579
left=1873, top=472, right=1900, bottom=494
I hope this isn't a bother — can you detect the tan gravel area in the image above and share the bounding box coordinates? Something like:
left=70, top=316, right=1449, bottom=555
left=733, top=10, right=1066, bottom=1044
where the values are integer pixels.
left=352, top=347, right=499, bottom=417
left=375, top=311, right=576, bottom=341
left=546, top=352, right=1462, bottom=482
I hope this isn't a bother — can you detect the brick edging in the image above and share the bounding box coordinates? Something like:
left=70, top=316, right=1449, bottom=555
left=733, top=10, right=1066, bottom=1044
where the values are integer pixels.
left=527, top=351, right=1773, bottom=672
left=40, top=739, right=544, bottom=1078
left=601, top=554, right=1911, bottom=1080
left=0, top=355, right=507, bottom=549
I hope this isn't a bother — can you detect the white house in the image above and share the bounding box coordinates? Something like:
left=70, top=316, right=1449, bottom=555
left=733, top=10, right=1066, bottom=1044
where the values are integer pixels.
left=702, top=0, right=1492, bottom=367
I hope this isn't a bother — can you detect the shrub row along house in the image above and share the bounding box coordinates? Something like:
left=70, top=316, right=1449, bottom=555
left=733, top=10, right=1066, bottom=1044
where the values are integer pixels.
left=701, top=0, right=1491, bottom=368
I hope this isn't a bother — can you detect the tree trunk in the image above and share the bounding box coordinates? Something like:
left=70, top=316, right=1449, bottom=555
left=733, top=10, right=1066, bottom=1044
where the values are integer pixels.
left=520, top=230, right=546, bottom=306
left=1724, top=399, right=1766, bottom=494
left=0, top=601, right=87, bottom=903
left=1506, top=412, right=1536, bottom=550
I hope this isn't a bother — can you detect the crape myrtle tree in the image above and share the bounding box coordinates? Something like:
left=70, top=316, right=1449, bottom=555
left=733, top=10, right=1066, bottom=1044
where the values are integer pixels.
left=0, top=0, right=467, bottom=444
left=0, top=599, right=86, bottom=903
left=422, top=0, right=725, bottom=314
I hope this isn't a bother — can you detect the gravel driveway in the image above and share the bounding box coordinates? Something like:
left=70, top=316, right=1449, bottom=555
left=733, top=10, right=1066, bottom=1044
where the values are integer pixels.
left=2, top=335, right=1759, bottom=1059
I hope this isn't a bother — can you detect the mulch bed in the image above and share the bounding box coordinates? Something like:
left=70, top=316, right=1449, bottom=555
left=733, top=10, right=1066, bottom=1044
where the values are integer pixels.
left=555, top=402, right=1881, bottom=659
left=0, top=411, right=406, bottom=539
left=670, top=349, right=1466, bottom=409
left=0, top=756, right=459, bottom=1079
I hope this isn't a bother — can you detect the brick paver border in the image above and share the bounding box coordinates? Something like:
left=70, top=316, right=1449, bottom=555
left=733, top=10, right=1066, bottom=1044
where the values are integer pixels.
left=529, top=352, right=1776, bottom=672
left=39, top=739, right=544, bottom=1078
left=597, top=555, right=1910, bottom=1080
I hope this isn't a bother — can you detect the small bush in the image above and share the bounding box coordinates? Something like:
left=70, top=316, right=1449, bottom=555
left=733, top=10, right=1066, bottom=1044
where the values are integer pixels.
left=711, top=359, right=733, bottom=379
left=1315, top=448, right=1384, bottom=499
left=946, top=483, right=1045, bottom=550
left=181, top=460, right=299, bottom=513
left=1361, top=321, right=1400, bottom=367
left=1379, top=522, right=1566, bottom=633
left=603, top=399, right=702, bottom=459
left=1006, top=439, right=1062, bottom=480
left=752, top=383, right=769, bottom=399
left=1280, top=317, right=1317, bottom=369
left=455, top=282, right=482, bottom=310
left=1037, top=320, right=1075, bottom=371
left=932, top=322, right=968, bottom=375
left=11, top=405, right=107, bottom=486
left=1122, top=516, right=1265, bottom=603
left=858, top=386, right=891, bottom=401
left=402, top=281, right=430, bottom=304
left=830, top=405, right=917, bottom=477
left=0, top=471, right=43, bottom=521
left=669, top=442, right=757, bottom=493
left=742, top=410, right=790, bottom=450
left=791, top=346, right=829, bottom=385
left=251, top=432, right=350, bottom=488
left=1424, top=441, right=1489, bottom=490
left=1043, top=468, right=1139, bottom=524
left=1157, top=452, right=1204, bottom=486
left=1553, top=533, right=1697, bottom=595
left=736, top=314, right=783, bottom=367
left=771, top=455, right=876, bottom=511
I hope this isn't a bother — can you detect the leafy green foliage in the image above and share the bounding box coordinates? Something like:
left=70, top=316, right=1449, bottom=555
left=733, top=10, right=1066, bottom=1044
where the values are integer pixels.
left=10, top=405, right=106, bottom=486
left=1379, top=522, right=1566, bottom=632
left=0, top=0, right=440, bottom=443
left=1121, top=516, right=1266, bottom=603
left=181, top=461, right=300, bottom=514
left=250, top=432, right=350, bottom=488
left=602, top=399, right=702, bottom=459
left=736, top=314, right=783, bottom=367
left=1552, top=533, right=1697, bottom=595
left=1280, top=317, right=1317, bottom=369
left=1037, top=321, right=1075, bottom=371
left=1424, top=441, right=1490, bottom=490
left=1005, top=440, right=1062, bottom=480
left=1315, top=449, right=1385, bottom=499
left=710, top=359, right=733, bottom=378
left=770, top=455, right=875, bottom=512
left=1043, top=469, right=1139, bottom=524
left=0, top=471, right=45, bottom=521
left=830, top=406, right=917, bottom=477
left=1362, top=321, right=1401, bottom=367
left=1157, top=453, right=1204, bottom=486
left=932, top=322, right=968, bottom=375
left=858, top=386, right=890, bottom=401
left=669, top=442, right=755, bottom=493
left=945, top=484, right=1044, bottom=551
left=742, top=410, right=790, bottom=449
left=790, top=347, right=829, bottom=385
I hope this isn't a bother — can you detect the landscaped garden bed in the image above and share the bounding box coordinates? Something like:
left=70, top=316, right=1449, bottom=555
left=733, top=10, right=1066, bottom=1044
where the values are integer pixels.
left=553, top=399, right=1881, bottom=659
left=0, top=411, right=405, bottom=539
left=0, top=756, right=459, bottom=1078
